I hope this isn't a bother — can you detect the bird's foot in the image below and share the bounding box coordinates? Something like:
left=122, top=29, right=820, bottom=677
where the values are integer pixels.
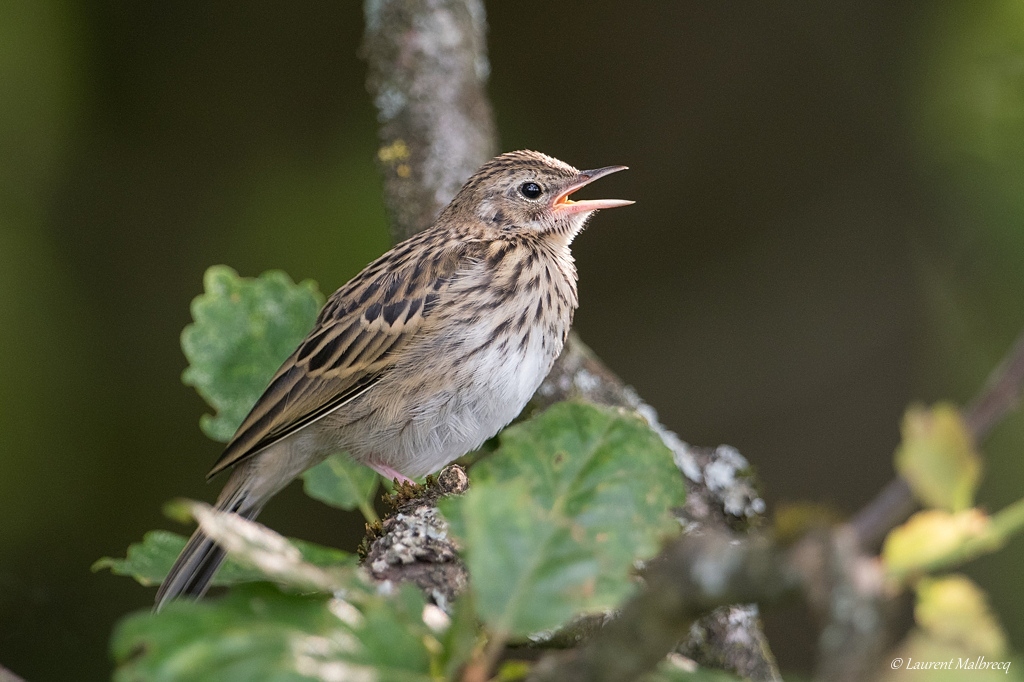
left=368, top=462, right=415, bottom=486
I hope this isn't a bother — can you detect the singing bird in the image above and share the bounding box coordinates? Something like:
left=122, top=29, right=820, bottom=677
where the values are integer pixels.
left=156, top=150, right=632, bottom=609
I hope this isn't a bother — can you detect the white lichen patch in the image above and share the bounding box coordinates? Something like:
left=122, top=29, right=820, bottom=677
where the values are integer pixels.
left=572, top=367, right=601, bottom=394
left=703, top=446, right=745, bottom=491
left=374, top=86, right=406, bottom=122
left=621, top=387, right=767, bottom=522
left=704, top=446, right=765, bottom=519
left=668, top=434, right=704, bottom=484
left=627, top=389, right=703, bottom=483
left=723, top=604, right=761, bottom=646
left=374, top=507, right=451, bottom=569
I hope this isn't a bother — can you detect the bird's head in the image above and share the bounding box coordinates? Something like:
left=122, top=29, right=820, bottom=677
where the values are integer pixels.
left=447, top=150, right=633, bottom=243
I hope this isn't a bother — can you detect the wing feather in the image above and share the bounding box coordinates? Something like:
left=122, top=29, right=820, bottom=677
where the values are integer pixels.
left=207, top=236, right=477, bottom=478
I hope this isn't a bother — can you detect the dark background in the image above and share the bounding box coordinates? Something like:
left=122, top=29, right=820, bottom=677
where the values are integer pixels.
left=3, top=1, right=1024, bottom=679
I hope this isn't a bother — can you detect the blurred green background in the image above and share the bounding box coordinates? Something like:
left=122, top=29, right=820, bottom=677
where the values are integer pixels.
left=3, top=1, right=1024, bottom=678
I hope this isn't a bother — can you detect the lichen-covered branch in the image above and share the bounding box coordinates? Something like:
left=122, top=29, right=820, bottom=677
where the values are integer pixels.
left=363, top=466, right=469, bottom=609
left=523, top=523, right=894, bottom=682
left=536, top=335, right=777, bottom=678
left=362, top=0, right=497, bottom=242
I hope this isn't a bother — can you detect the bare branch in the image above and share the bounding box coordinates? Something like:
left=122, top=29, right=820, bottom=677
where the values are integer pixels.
left=963, top=327, right=1024, bottom=438
left=848, top=477, right=915, bottom=552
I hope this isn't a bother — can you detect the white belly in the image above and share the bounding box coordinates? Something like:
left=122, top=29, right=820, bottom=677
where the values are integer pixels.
left=316, top=302, right=563, bottom=478
left=380, top=316, right=559, bottom=477
left=314, top=247, right=577, bottom=479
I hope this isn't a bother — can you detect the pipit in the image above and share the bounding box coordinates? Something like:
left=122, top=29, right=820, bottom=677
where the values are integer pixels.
left=156, top=149, right=632, bottom=608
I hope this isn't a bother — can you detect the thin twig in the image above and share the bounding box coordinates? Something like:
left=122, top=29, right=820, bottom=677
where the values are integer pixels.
left=848, top=477, right=915, bottom=551
left=963, top=328, right=1024, bottom=438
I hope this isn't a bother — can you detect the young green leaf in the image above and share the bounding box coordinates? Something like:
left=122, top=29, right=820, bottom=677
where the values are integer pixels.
left=112, top=583, right=436, bottom=682
left=915, top=574, right=1007, bottom=657
left=894, top=403, right=982, bottom=512
left=94, top=529, right=356, bottom=588
left=885, top=575, right=1021, bottom=680
left=302, top=453, right=380, bottom=521
left=881, top=509, right=990, bottom=581
left=181, top=265, right=323, bottom=442
left=441, top=401, right=685, bottom=637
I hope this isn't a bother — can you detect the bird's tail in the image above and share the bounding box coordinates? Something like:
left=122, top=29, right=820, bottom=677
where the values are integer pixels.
left=154, top=471, right=264, bottom=611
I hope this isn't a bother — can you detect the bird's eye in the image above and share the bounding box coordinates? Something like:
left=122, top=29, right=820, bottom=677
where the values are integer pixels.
left=519, top=182, right=543, bottom=200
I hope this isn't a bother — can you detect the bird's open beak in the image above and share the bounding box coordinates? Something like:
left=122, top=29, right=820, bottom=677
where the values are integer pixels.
left=552, top=165, right=634, bottom=215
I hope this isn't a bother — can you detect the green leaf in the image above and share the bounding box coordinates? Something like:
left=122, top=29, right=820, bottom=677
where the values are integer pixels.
left=112, top=582, right=436, bottom=682
left=441, top=401, right=685, bottom=636
left=889, top=573, right=1022, bottom=680
left=894, top=403, right=982, bottom=512
left=916, top=574, right=1008, bottom=657
left=888, top=632, right=1021, bottom=680
left=94, top=529, right=357, bottom=588
left=302, top=452, right=380, bottom=519
left=881, top=509, right=990, bottom=581
left=447, top=480, right=596, bottom=636
left=182, top=265, right=323, bottom=442
left=185, top=501, right=354, bottom=593
left=882, top=497, right=1024, bottom=582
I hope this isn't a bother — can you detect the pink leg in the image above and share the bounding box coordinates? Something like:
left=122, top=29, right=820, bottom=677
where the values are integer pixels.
left=368, top=462, right=415, bottom=485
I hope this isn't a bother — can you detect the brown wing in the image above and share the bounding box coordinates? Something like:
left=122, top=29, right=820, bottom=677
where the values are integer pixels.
left=207, top=236, right=475, bottom=478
